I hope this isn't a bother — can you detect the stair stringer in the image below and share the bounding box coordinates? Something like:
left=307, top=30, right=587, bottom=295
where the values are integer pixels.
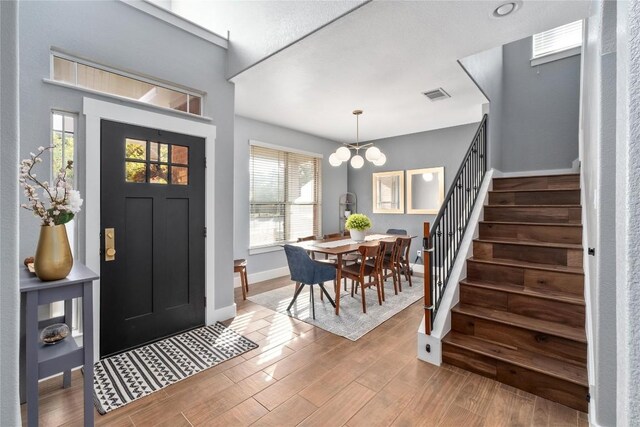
left=417, top=168, right=494, bottom=366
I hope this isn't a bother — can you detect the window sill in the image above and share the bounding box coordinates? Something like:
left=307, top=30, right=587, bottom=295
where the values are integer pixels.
left=530, top=46, right=581, bottom=67
left=43, top=79, right=213, bottom=122
left=249, top=245, right=284, bottom=256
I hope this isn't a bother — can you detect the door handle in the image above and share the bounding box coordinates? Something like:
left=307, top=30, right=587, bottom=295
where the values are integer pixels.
left=105, top=227, right=116, bottom=261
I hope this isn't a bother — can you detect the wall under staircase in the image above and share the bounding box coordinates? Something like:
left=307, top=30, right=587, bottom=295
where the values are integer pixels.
left=441, top=173, right=588, bottom=412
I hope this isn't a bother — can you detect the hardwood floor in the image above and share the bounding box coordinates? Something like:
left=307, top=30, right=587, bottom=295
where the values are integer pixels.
left=22, top=275, right=587, bottom=426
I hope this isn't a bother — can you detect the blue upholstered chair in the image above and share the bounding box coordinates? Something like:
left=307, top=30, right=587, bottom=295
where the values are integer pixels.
left=386, top=228, right=408, bottom=235
left=284, top=245, right=336, bottom=319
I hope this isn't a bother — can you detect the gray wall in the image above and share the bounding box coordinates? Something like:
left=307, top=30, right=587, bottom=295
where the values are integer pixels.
left=347, top=122, right=479, bottom=261
left=460, top=37, right=581, bottom=172
left=0, top=1, right=21, bottom=423
left=233, top=115, right=347, bottom=275
left=17, top=1, right=236, bottom=311
left=580, top=1, right=617, bottom=425
left=459, top=46, right=504, bottom=170
left=501, top=37, right=581, bottom=172
left=616, top=1, right=640, bottom=425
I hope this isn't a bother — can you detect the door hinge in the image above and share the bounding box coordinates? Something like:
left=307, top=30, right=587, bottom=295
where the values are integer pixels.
left=204, top=227, right=207, bottom=238
left=204, top=157, right=207, bottom=168
left=204, top=296, right=207, bottom=307
left=588, top=247, right=595, bottom=256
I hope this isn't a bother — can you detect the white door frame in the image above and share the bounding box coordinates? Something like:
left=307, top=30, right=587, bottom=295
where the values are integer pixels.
left=83, top=97, right=218, bottom=360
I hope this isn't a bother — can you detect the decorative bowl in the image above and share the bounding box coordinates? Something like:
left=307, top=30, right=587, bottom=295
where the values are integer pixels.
left=40, top=323, right=70, bottom=345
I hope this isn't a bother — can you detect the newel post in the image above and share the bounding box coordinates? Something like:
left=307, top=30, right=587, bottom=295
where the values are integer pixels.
left=423, top=222, right=432, bottom=335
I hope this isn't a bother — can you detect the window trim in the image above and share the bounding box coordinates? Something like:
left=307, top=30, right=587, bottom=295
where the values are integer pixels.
left=530, top=20, right=583, bottom=67
left=49, top=48, right=207, bottom=117
left=248, top=140, right=323, bottom=251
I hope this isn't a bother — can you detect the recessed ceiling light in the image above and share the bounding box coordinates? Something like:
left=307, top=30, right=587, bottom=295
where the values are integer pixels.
left=494, top=2, right=517, bottom=17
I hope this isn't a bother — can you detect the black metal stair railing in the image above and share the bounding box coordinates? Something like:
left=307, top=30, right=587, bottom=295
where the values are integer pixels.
left=423, top=114, right=487, bottom=334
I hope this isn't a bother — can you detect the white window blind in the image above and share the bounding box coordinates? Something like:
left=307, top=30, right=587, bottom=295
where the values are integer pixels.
left=250, top=145, right=321, bottom=248
left=532, top=20, right=583, bottom=59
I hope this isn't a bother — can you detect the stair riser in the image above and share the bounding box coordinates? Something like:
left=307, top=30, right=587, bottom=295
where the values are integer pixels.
left=459, top=285, right=585, bottom=328
left=442, top=344, right=588, bottom=412
left=452, top=313, right=587, bottom=365
left=492, top=175, right=580, bottom=191
left=473, top=241, right=583, bottom=268
left=489, top=190, right=581, bottom=206
left=466, top=261, right=584, bottom=295
left=484, top=206, right=582, bottom=224
left=479, top=223, right=582, bottom=245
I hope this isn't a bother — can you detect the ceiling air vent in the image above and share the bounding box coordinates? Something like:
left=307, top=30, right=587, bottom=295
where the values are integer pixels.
left=422, top=88, right=450, bottom=102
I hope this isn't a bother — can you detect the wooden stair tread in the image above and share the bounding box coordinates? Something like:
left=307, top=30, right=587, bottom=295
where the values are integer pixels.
left=480, top=221, right=582, bottom=228
left=460, top=279, right=585, bottom=305
left=489, top=189, right=580, bottom=193
left=468, top=257, right=584, bottom=274
left=452, top=304, right=587, bottom=343
left=443, top=331, right=588, bottom=386
left=485, top=205, right=582, bottom=208
left=493, top=173, right=580, bottom=180
left=475, top=238, right=583, bottom=250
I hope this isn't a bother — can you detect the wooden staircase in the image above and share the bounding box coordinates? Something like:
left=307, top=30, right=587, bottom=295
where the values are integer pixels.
left=442, top=173, right=588, bottom=412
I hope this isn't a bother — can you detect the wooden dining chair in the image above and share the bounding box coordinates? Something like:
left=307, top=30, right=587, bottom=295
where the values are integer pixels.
left=234, top=259, right=249, bottom=300
left=377, top=239, right=401, bottom=299
left=341, top=244, right=384, bottom=313
left=396, top=236, right=413, bottom=288
left=323, top=232, right=357, bottom=292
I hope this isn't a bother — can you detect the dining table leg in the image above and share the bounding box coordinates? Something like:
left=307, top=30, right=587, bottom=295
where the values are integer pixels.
left=335, top=253, right=342, bottom=315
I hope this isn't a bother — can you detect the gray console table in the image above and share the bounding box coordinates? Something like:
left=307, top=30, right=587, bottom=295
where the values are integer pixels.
left=19, top=263, right=98, bottom=427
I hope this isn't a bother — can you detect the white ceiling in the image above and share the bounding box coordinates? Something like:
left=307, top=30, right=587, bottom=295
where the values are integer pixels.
left=231, top=0, right=591, bottom=143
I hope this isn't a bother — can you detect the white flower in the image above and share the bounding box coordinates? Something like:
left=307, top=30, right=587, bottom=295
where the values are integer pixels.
left=38, top=146, right=45, bottom=151
left=51, top=187, right=64, bottom=201
left=66, top=190, right=83, bottom=213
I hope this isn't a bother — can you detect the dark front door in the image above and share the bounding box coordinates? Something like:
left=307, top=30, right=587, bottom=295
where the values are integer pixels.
left=100, top=120, right=205, bottom=357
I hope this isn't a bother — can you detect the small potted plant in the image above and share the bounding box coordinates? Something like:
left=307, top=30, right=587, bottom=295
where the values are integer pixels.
left=345, top=213, right=372, bottom=242
left=20, top=146, right=83, bottom=281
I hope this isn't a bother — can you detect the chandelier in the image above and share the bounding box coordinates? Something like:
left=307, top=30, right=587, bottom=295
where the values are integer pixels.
left=329, top=110, right=386, bottom=169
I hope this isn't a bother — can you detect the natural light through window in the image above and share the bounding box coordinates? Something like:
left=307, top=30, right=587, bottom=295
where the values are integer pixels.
left=249, top=142, right=321, bottom=250
left=532, top=20, right=583, bottom=61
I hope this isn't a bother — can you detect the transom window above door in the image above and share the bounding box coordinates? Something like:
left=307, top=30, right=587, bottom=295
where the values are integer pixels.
left=125, top=138, right=189, bottom=185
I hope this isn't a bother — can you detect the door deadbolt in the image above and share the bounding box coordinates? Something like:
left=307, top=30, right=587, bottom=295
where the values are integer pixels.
left=105, top=227, right=116, bottom=261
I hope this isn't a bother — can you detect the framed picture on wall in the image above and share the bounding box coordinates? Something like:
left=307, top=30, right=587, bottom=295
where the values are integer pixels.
left=406, top=167, right=444, bottom=214
left=372, top=170, right=405, bottom=214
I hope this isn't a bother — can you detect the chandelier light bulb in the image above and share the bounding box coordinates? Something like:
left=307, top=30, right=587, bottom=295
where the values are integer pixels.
left=372, top=153, right=386, bottom=166
left=329, top=153, right=342, bottom=167
left=350, top=154, right=364, bottom=169
left=365, top=146, right=381, bottom=161
left=336, top=146, right=351, bottom=161
left=422, top=172, right=434, bottom=182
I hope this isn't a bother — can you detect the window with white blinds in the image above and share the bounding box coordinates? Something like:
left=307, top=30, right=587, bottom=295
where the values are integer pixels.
left=532, top=20, right=583, bottom=59
left=249, top=144, right=321, bottom=249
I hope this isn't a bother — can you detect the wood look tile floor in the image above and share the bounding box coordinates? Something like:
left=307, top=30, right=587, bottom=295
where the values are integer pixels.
left=21, top=276, right=588, bottom=427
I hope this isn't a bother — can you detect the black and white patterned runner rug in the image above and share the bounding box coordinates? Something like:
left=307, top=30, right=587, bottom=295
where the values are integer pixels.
left=93, top=322, right=258, bottom=414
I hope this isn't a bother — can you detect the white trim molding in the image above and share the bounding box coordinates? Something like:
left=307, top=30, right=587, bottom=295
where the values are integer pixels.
left=417, top=169, right=494, bottom=366
left=120, top=0, right=228, bottom=49
left=531, top=46, right=581, bottom=67
left=249, top=139, right=324, bottom=159
left=83, top=97, right=218, bottom=361
left=234, top=266, right=290, bottom=288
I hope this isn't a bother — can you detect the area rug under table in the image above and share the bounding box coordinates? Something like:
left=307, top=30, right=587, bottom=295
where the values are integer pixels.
left=248, top=276, right=424, bottom=341
left=93, top=322, right=258, bottom=414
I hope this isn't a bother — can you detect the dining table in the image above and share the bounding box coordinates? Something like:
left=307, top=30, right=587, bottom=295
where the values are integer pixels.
left=290, top=233, right=416, bottom=315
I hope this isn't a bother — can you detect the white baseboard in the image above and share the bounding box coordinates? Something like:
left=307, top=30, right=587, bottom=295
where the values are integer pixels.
left=495, top=167, right=576, bottom=178
left=234, top=266, right=290, bottom=288
left=207, top=303, right=237, bottom=323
